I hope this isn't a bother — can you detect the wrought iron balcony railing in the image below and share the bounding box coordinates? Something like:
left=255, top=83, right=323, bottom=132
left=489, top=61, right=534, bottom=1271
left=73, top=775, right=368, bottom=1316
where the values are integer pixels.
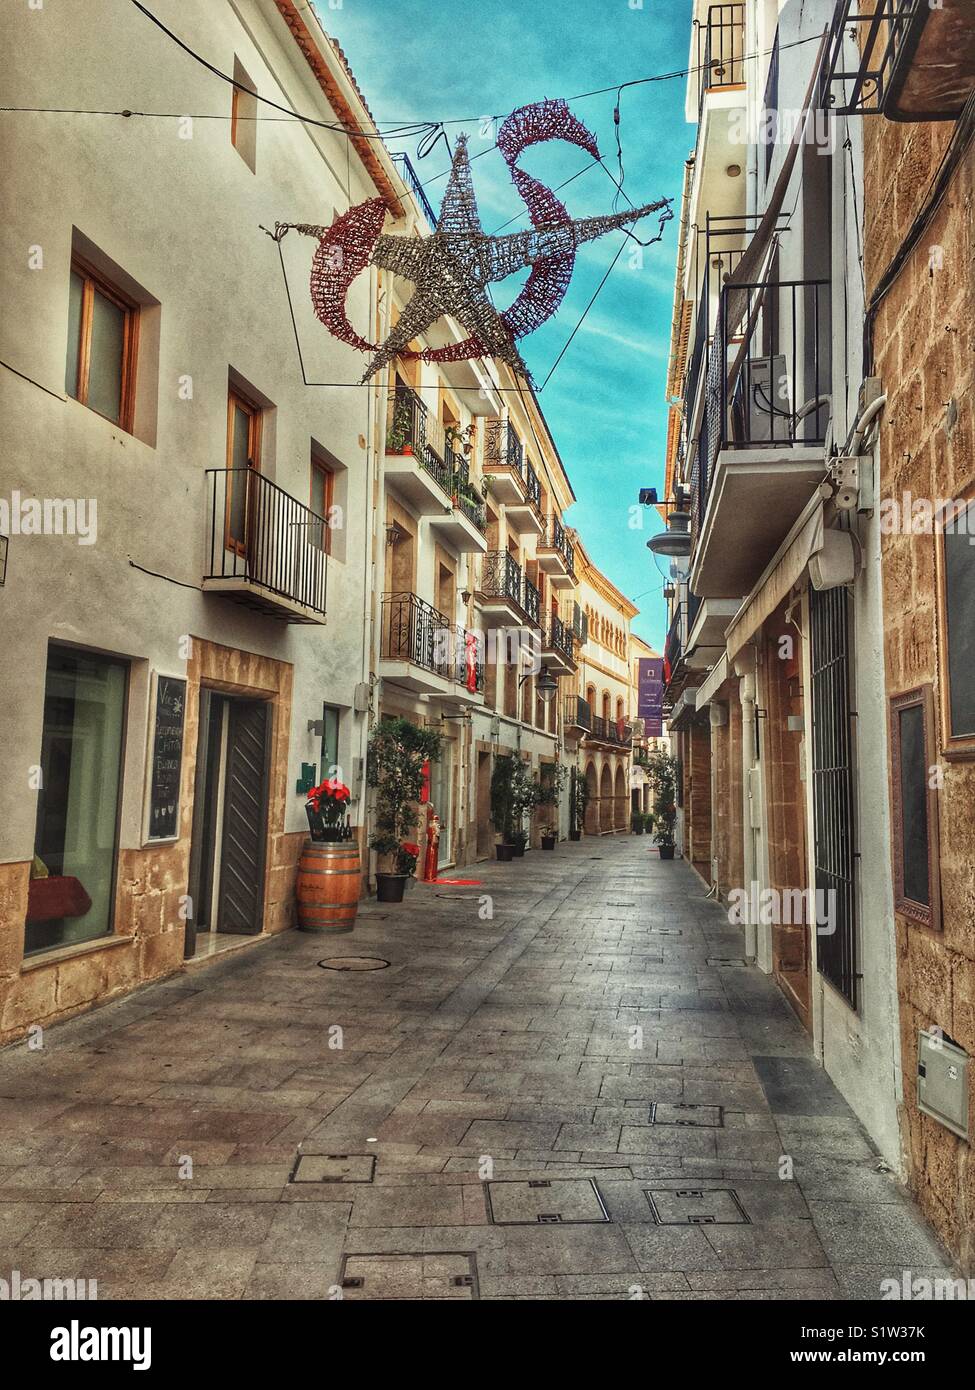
left=479, top=549, right=524, bottom=609
left=381, top=592, right=454, bottom=678
left=564, top=694, right=592, bottom=732
left=545, top=614, right=576, bottom=662
left=524, top=461, right=542, bottom=513
left=696, top=3, right=746, bottom=123
left=819, top=0, right=935, bottom=119
left=454, top=627, right=485, bottom=693
left=484, top=420, right=525, bottom=478
left=205, top=468, right=328, bottom=617
left=522, top=575, right=541, bottom=628
left=391, top=151, right=438, bottom=226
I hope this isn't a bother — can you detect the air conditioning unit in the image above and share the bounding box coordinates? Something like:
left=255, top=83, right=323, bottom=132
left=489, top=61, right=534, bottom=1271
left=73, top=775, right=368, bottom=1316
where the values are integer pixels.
left=745, top=355, right=791, bottom=443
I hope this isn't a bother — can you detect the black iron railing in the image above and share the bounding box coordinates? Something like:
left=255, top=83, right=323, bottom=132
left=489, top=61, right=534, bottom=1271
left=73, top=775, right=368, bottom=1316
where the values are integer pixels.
left=454, top=627, right=485, bottom=693
left=479, top=550, right=524, bottom=608
left=484, top=420, right=525, bottom=478
left=819, top=0, right=926, bottom=118
left=387, top=385, right=452, bottom=493
left=391, top=151, right=438, bottom=225
left=697, top=3, right=746, bottom=122
left=572, top=602, right=588, bottom=646
left=205, top=468, right=328, bottom=616
left=564, top=694, right=592, bottom=731
left=522, top=576, right=541, bottom=628
left=545, top=615, right=576, bottom=662
left=381, top=592, right=454, bottom=678
left=540, top=515, right=576, bottom=574
left=664, top=603, right=683, bottom=685
left=524, top=461, right=542, bottom=513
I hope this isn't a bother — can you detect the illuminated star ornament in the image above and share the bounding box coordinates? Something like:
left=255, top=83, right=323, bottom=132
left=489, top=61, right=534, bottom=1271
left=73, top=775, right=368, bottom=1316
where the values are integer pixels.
left=276, top=99, right=672, bottom=384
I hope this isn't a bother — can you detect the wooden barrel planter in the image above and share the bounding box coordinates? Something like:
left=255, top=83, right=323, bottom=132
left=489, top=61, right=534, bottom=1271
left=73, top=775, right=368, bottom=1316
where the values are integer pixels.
left=296, top=838, right=361, bottom=933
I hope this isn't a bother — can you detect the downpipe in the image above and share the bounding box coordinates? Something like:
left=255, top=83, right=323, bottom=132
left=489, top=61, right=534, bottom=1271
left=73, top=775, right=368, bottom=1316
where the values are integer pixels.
left=739, top=666, right=757, bottom=962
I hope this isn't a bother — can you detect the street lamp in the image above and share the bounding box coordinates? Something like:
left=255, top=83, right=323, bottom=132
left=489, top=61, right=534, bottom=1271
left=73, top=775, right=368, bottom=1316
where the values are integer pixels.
left=647, top=508, right=691, bottom=583
left=521, top=663, right=559, bottom=703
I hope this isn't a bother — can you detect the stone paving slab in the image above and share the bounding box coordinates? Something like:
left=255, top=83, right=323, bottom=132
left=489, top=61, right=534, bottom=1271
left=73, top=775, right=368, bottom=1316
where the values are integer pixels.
left=0, top=838, right=958, bottom=1300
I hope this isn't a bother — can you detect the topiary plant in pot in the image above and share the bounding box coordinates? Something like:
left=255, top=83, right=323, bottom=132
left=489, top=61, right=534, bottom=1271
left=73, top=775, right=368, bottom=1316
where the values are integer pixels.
left=490, top=753, right=519, bottom=860
left=569, top=767, right=588, bottom=840
left=536, top=762, right=566, bottom=849
left=367, top=717, right=442, bottom=899
left=645, top=747, right=679, bottom=860
left=509, top=757, right=539, bottom=857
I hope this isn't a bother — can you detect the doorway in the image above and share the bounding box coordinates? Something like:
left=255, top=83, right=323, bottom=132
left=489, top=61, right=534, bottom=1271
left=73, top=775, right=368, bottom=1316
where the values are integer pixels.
left=429, top=740, right=454, bottom=867
left=476, top=750, right=492, bottom=859
left=186, top=690, right=272, bottom=958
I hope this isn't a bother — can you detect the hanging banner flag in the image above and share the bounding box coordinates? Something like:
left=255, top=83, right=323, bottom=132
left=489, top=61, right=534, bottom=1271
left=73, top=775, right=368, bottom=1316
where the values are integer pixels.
left=638, top=657, right=664, bottom=737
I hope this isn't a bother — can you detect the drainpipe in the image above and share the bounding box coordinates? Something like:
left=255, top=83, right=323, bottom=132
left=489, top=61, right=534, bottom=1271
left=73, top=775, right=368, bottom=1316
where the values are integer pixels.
left=708, top=701, right=726, bottom=899
left=735, top=647, right=758, bottom=961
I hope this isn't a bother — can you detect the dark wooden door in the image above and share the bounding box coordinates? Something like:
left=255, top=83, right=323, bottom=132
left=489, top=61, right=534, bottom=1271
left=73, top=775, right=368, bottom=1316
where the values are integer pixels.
left=217, top=699, right=271, bottom=934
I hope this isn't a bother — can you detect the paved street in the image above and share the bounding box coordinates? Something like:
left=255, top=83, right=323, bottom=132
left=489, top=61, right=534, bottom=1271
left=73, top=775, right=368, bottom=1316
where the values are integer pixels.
left=0, top=839, right=955, bottom=1301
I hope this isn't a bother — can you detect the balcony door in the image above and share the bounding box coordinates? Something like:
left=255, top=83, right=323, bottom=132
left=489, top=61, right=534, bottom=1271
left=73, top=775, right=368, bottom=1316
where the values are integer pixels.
left=226, top=389, right=261, bottom=561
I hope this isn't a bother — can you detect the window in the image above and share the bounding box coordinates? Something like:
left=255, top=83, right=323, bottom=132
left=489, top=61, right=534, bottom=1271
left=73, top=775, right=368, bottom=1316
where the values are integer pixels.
left=65, top=258, right=138, bottom=431
left=26, top=646, right=128, bottom=955
left=320, top=705, right=341, bottom=782
left=937, top=494, right=975, bottom=757
left=231, top=57, right=257, bottom=172
left=226, top=388, right=261, bottom=554
left=889, top=686, right=941, bottom=930
left=310, top=456, right=334, bottom=554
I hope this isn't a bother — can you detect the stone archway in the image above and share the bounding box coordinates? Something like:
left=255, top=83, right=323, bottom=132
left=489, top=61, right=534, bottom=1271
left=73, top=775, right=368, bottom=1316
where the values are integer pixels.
left=614, top=762, right=627, bottom=830
left=599, top=763, right=612, bottom=834
left=584, top=761, right=599, bottom=834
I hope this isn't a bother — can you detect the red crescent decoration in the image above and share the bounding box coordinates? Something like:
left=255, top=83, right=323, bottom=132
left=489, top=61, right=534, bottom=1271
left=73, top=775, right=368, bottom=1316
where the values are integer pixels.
left=308, top=197, right=388, bottom=354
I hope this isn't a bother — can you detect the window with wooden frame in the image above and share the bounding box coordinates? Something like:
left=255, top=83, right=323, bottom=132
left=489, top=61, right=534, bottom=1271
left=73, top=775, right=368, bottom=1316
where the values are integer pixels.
left=309, top=454, right=334, bottom=554
left=65, top=258, right=138, bottom=431
left=230, top=56, right=258, bottom=172
left=889, top=684, right=942, bottom=930
left=225, top=389, right=261, bottom=555
left=935, top=490, right=975, bottom=759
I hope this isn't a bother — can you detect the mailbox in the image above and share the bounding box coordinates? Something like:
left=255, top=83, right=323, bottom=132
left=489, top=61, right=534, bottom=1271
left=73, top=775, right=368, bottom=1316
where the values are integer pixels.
left=918, top=1030, right=969, bottom=1140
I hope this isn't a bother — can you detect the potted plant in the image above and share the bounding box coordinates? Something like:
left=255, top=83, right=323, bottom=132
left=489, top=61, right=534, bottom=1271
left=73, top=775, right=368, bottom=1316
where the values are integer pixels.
left=490, top=753, right=519, bottom=860
left=645, top=748, right=679, bottom=861
left=569, top=768, right=588, bottom=840
left=367, top=717, right=442, bottom=900
left=631, top=811, right=646, bottom=835
left=510, top=828, right=529, bottom=858
left=385, top=395, right=414, bottom=456
left=540, top=825, right=557, bottom=851
left=510, top=759, right=540, bottom=854
left=305, top=777, right=352, bottom=841
left=535, top=763, right=566, bottom=849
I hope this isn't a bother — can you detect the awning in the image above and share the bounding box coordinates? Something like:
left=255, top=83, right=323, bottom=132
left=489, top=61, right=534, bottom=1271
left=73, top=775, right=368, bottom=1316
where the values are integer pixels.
left=725, top=498, right=825, bottom=663
left=695, top=654, right=731, bottom=709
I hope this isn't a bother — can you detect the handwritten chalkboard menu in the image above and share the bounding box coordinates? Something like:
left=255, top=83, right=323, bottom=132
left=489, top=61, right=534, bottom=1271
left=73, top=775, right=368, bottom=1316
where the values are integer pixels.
left=147, top=674, right=186, bottom=841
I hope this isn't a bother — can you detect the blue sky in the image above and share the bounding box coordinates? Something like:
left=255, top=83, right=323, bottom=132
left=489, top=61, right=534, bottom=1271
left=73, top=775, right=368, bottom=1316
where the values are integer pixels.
left=321, top=0, right=694, bottom=652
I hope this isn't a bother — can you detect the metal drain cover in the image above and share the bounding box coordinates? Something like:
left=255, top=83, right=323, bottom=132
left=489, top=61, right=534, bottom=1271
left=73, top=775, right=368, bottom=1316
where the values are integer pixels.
left=650, top=1102, right=724, bottom=1128
left=290, top=1153, right=376, bottom=1184
left=485, top=1177, right=609, bottom=1225
left=317, top=956, right=390, bottom=971
left=646, top=1187, right=749, bottom=1225
left=338, top=1253, right=478, bottom=1300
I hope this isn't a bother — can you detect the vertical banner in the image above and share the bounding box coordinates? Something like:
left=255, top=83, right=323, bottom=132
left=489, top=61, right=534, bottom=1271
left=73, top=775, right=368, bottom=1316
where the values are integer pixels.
left=638, top=657, right=664, bottom=737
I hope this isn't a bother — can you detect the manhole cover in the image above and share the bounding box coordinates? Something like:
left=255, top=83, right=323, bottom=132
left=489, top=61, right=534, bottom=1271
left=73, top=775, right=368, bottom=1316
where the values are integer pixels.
left=645, top=1187, right=749, bottom=1226
left=338, top=1253, right=478, bottom=1300
left=485, top=1177, right=609, bottom=1225
left=290, top=1153, right=376, bottom=1184
left=317, top=956, right=390, bottom=971
left=650, top=1102, right=724, bottom=1128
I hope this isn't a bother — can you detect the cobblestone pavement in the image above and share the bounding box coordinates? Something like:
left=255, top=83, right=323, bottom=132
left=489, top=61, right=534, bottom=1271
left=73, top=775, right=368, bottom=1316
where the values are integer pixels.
left=0, top=838, right=956, bottom=1300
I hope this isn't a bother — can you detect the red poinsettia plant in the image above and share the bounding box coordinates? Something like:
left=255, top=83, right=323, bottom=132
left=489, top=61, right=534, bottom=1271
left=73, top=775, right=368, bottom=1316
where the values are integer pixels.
left=307, top=777, right=351, bottom=829
left=396, top=841, right=421, bottom=877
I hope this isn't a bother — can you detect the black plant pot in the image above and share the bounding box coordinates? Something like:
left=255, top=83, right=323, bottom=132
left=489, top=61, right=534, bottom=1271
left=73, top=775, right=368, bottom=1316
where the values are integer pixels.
left=496, top=844, right=515, bottom=862
left=376, top=873, right=407, bottom=902
left=658, top=845, right=675, bottom=861
left=632, top=825, right=645, bottom=835
left=569, top=829, right=581, bottom=842
left=541, top=835, right=556, bottom=851
left=512, top=840, right=526, bottom=858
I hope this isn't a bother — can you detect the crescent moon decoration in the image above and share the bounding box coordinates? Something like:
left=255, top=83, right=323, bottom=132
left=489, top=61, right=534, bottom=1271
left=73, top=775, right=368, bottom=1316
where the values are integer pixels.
left=276, top=99, right=672, bottom=386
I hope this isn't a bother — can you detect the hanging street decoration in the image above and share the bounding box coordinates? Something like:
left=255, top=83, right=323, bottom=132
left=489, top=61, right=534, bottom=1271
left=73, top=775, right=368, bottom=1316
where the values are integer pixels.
left=275, top=99, right=672, bottom=384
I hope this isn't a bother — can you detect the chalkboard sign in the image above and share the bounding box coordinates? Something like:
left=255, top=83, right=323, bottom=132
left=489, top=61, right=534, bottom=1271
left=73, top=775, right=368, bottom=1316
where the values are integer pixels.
left=146, top=674, right=186, bottom=842
left=889, top=685, right=941, bottom=930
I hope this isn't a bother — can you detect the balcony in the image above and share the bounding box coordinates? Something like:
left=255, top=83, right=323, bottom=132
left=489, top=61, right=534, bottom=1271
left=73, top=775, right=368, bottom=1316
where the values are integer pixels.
left=203, top=469, right=327, bottom=624
left=475, top=550, right=535, bottom=629
left=391, top=151, right=438, bottom=226
left=819, top=0, right=974, bottom=122
left=541, top=614, right=577, bottom=676
left=563, top=694, right=592, bottom=737
left=588, top=714, right=632, bottom=750
left=689, top=278, right=831, bottom=600
left=385, top=386, right=487, bottom=553
left=483, top=420, right=528, bottom=506
left=686, top=4, right=746, bottom=233
left=447, top=626, right=486, bottom=706
left=536, top=515, right=576, bottom=589
left=686, top=597, right=740, bottom=671
left=380, top=592, right=459, bottom=696
left=695, top=3, right=746, bottom=124
left=505, top=459, right=545, bottom=538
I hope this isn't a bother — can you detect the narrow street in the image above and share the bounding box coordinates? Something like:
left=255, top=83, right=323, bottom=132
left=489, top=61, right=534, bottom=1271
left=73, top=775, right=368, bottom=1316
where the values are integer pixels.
left=0, top=839, right=953, bottom=1301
